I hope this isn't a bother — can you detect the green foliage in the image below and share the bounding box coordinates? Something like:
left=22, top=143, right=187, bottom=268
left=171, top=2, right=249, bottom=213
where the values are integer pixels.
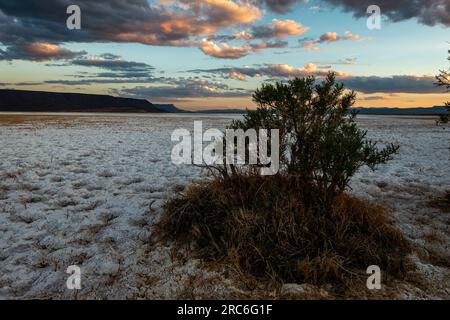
left=436, top=50, right=450, bottom=90
left=440, top=102, right=450, bottom=124
left=228, top=73, right=399, bottom=206
left=436, top=50, right=450, bottom=123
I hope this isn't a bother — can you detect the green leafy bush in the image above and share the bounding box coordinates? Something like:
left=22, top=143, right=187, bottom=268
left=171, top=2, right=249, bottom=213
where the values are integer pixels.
left=436, top=50, right=450, bottom=123
left=226, top=73, right=398, bottom=208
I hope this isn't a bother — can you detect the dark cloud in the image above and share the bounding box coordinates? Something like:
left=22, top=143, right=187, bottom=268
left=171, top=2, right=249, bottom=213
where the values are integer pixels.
left=0, top=51, right=159, bottom=85
left=50, top=53, right=156, bottom=80
left=0, top=77, right=161, bottom=86
left=360, top=95, right=385, bottom=101
left=0, top=0, right=265, bottom=60
left=250, top=19, right=308, bottom=39
left=257, top=0, right=304, bottom=14
left=190, top=63, right=333, bottom=80
left=251, top=41, right=289, bottom=50
left=211, top=18, right=308, bottom=42
left=42, top=77, right=159, bottom=86
left=0, top=0, right=174, bottom=45
left=323, top=0, right=450, bottom=27
left=71, top=54, right=154, bottom=73
left=257, top=0, right=450, bottom=27
left=190, top=64, right=442, bottom=93
left=299, top=31, right=361, bottom=51
left=341, top=75, right=441, bottom=94
left=116, top=78, right=251, bottom=101
left=0, top=0, right=447, bottom=65
left=0, top=42, right=86, bottom=61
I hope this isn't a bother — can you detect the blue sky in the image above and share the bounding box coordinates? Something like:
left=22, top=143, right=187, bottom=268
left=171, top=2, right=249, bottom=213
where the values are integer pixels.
left=0, top=0, right=449, bottom=109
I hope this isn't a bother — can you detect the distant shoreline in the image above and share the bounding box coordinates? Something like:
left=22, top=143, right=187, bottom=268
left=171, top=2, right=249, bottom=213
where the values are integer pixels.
left=0, top=89, right=448, bottom=116
left=0, top=112, right=444, bottom=121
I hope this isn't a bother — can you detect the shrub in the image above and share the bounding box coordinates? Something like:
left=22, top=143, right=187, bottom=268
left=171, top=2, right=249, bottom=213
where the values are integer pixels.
left=157, top=74, right=409, bottom=291
left=158, top=175, right=411, bottom=287
left=225, top=73, right=398, bottom=208
left=436, top=50, right=450, bottom=123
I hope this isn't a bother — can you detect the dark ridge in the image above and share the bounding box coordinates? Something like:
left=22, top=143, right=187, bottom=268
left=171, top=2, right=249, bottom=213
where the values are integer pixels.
left=195, top=109, right=248, bottom=114
left=354, top=106, right=449, bottom=116
left=194, top=107, right=449, bottom=115
left=0, top=89, right=165, bottom=113
left=153, top=104, right=191, bottom=113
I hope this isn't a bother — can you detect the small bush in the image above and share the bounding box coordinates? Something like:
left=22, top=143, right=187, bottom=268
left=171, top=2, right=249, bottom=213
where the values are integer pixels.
left=157, top=74, right=409, bottom=292
left=223, top=73, right=399, bottom=209
left=436, top=50, right=450, bottom=123
left=157, top=174, right=411, bottom=287
left=428, top=190, right=450, bottom=213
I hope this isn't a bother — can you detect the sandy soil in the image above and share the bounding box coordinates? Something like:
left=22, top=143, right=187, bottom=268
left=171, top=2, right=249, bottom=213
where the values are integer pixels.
left=0, top=113, right=448, bottom=299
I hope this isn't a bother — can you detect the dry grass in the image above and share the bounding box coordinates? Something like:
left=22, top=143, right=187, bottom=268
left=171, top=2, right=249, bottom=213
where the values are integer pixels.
left=428, top=190, right=450, bottom=213
left=79, top=200, right=103, bottom=212
left=55, top=198, right=78, bottom=208
left=97, top=170, right=116, bottom=178
left=72, top=181, right=88, bottom=190
left=0, top=184, right=9, bottom=200
left=424, top=229, right=447, bottom=245
left=19, top=195, right=44, bottom=206
left=1, top=169, right=24, bottom=180
left=50, top=176, right=64, bottom=183
left=157, top=174, right=412, bottom=292
left=119, top=177, right=145, bottom=186
left=17, top=183, right=40, bottom=192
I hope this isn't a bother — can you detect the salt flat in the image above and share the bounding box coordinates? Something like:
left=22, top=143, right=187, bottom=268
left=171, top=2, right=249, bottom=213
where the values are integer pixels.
left=0, top=113, right=448, bottom=299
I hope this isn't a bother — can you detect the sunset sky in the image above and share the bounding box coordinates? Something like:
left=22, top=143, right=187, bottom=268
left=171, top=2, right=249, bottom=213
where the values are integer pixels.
left=0, top=0, right=449, bottom=110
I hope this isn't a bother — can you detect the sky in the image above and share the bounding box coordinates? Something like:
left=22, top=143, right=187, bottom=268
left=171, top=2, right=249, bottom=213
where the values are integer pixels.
left=0, top=0, right=449, bottom=110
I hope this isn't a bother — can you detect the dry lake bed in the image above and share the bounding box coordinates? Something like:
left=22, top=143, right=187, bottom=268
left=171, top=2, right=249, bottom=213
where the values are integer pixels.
left=0, top=113, right=449, bottom=299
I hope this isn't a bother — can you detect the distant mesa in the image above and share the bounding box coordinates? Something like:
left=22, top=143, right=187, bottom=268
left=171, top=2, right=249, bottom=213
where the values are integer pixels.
left=0, top=89, right=165, bottom=113
left=0, top=89, right=448, bottom=116
left=354, top=107, right=449, bottom=116
left=194, top=107, right=449, bottom=115
left=195, top=109, right=248, bottom=114
left=153, top=104, right=190, bottom=113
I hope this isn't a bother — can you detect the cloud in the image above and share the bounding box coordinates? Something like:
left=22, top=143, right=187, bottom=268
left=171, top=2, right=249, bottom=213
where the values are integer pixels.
left=0, top=42, right=86, bottom=61
left=250, top=40, right=288, bottom=50
left=322, top=0, right=450, bottom=27
left=0, top=0, right=447, bottom=65
left=200, top=18, right=307, bottom=58
left=300, top=31, right=361, bottom=51
left=211, top=18, right=309, bottom=42
left=257, top=0, right=305, bottom=14
left=1, top=53, right=159, bottom=85
left=0, top=1, right=312, bottom=60
left=359, top=95, right=385, bottom=101
left=250, top=19, right=309, bottom=39
left=198, top=40, right=252, bottom=59
left=116, top=78, right=251, bottom=101
left=190, top=63, right=442, bottom=94
left=258, top=0, right=450, bottom=27
left=199, top=39, right=288, bottom=59
left=341, top=75, right=441, bottom=94
left=313, top=58, right=358, bottom=65
left=192, top=0, right=262, bottom=26
left=0, top=0, right=264, bottom=60
left=71, top=54, right=155, bottom=73
left=190, top=63, right=338, bottom=79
